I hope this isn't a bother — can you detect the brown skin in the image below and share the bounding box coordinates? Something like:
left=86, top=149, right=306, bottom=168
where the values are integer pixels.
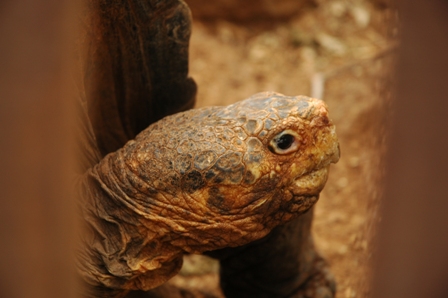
left=78, top=92, right=339, bottom=296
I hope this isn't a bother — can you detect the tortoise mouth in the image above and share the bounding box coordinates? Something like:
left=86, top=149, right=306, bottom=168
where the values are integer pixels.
left=288, top=194, right=319, bottom=214
left=291, top=166, right=330, bottom=197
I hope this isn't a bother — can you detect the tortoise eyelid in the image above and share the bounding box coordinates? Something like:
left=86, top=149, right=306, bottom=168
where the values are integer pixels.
left=268, top=130, right=301, bottom=155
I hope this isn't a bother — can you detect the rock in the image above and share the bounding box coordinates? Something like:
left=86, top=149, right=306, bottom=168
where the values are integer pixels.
left=350, top=5, right=371, bottom=28
left=316, top=33, right=347, bottom=56
left=179, top=255, right=220, bottom=276
left=185, top=0, right=315, bottom=22
left=329, top=1, right=347, bottom=17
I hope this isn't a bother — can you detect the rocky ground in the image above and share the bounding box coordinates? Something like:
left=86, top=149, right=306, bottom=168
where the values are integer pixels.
left=169, top=1, right=397, bottom=297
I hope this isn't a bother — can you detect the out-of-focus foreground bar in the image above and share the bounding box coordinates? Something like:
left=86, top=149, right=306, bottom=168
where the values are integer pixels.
left=372, top=1, right=448, bottom=297
left=0, top=1, right=78, bottom=298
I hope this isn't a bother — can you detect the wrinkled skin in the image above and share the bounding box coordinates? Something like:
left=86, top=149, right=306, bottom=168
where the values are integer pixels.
left=78, top=92, right=339, bottom=297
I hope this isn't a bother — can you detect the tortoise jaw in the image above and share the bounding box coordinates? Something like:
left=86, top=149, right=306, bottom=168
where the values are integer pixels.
left=290, top=135, right=339, bottom=197
left=291, top=166, right=330, bottom=197
left=284, top=167, right=329, bottom=215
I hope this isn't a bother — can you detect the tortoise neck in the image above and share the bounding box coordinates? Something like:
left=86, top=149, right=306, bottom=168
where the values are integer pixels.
left=77, top=149, right=183, bottom=294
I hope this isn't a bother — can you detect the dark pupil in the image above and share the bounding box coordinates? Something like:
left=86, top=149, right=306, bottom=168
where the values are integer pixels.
left=276, top=134, right=295, bottom=150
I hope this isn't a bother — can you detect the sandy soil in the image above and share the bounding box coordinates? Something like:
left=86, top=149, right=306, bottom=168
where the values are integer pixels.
left=169, top=1, right=397, bottom=297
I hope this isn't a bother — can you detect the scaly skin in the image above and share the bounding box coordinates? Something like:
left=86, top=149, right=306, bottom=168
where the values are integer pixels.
left=78, top=92, right=340, bottom=297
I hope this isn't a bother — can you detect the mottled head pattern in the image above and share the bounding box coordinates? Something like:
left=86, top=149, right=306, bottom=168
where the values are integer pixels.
left=120, top=92, right=339, bottom=251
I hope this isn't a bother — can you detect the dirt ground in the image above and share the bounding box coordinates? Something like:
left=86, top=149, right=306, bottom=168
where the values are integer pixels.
left=169, top=1, right=397, bottom=297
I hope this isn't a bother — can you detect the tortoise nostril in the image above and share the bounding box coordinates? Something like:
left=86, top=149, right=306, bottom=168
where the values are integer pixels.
left=315, top=103, right=329, bottom=118
left=301, top=98, right=330, bottom=121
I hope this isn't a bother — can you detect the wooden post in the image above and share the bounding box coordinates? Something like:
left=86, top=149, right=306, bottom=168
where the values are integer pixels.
left=0, top=1, right=79, bottom=297
left=372, top=1, right=448, bottom=297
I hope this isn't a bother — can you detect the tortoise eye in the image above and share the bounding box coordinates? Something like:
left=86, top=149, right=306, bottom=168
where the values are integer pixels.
left=276, top=134, right=295, bottom=150
left=269, top=130, right=300, bottom=155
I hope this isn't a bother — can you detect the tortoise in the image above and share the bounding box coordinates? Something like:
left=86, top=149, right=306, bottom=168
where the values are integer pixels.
left=76, top=0, right=340, bottom=297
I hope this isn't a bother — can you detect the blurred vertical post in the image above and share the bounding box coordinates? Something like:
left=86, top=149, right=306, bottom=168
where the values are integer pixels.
left=0, top=0, right=79, bottom=297
left=372, top=1, right=448, bottom=297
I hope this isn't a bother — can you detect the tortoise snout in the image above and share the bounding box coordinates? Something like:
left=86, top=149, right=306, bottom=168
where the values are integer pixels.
left=331, top=142, right=341, bottom=164
left=311, top=98, right=330, bottom=121
left=307, top=98, right=340, bottom=165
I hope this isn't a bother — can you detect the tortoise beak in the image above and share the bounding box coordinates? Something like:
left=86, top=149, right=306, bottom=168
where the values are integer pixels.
left=331, top=142, right=341, bottom=164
